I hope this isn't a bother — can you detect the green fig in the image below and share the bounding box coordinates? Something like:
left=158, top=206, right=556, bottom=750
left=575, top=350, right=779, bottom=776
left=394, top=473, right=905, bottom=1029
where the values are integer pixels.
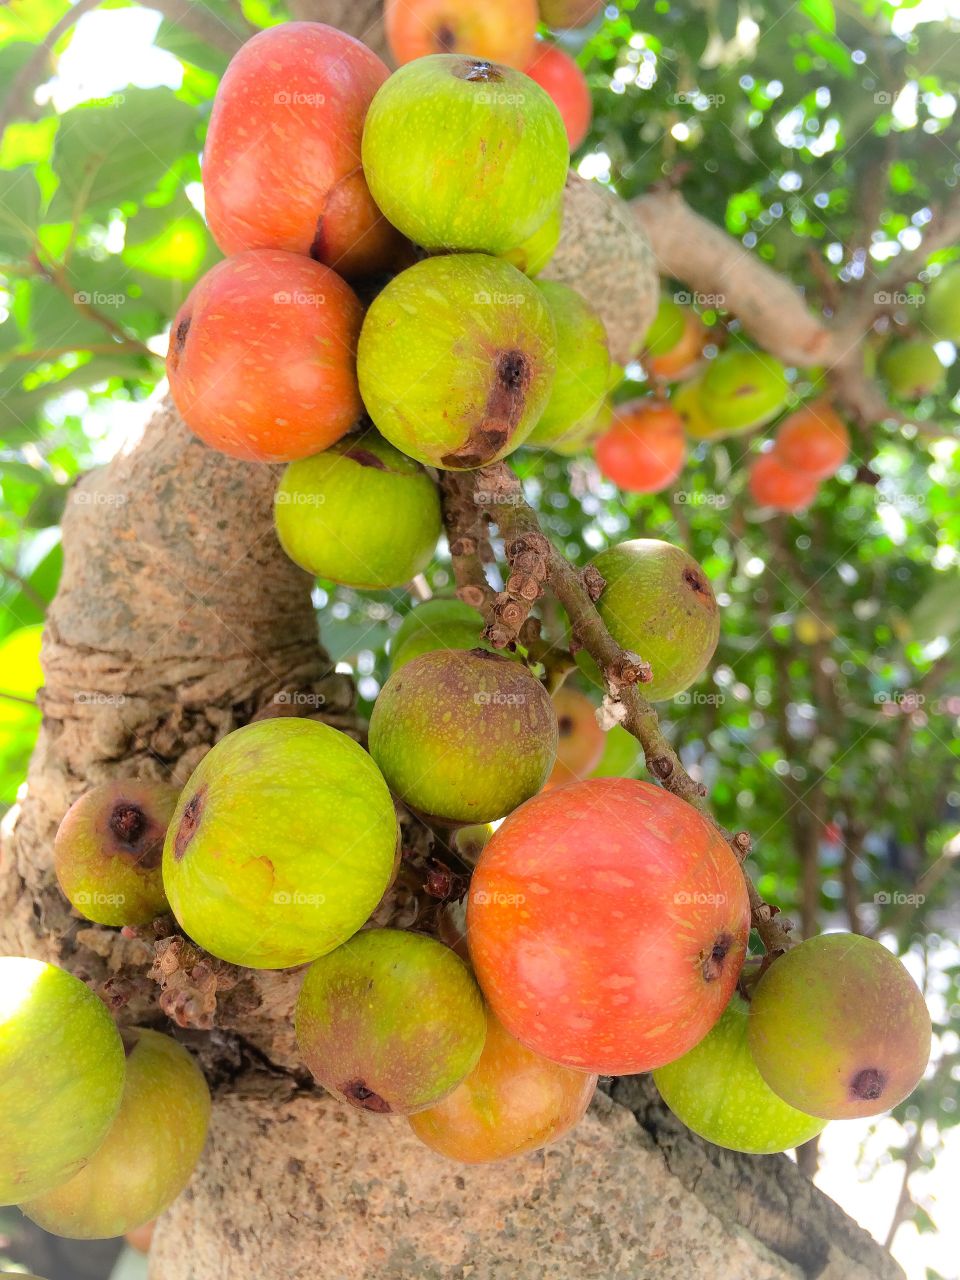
left=879, top=340, right=946, bottom=399
left=582, top=539, right=720, bottom=701
left=369, top=648, right=558, bottom=823
left=390, top=598, right=488, bottom=671
left=362, top=55, right=568, bottom=254
left=21, top=1029, right=210, bottom=1239
left=643, top=295, right=686, bottom=357
left=295, top=928, right=486, bottom=1114
left=274, top=429, right=441, bottom=589
left=358, top=254, right=557, bottom=470
left=525, top=280, right=610, bottom=447
left=0, top=957, right=125, bottom=1204
left=501, top=199, right=563, bottom=276
left=925, top=264, right=960, bottom=342
left=653, top=994, right=826, bottom=1154
left=748, top=934, right=932, bottom=1120
left=701, top=348, right=789, bottom=433
left=162, top=719, right=398, bottom=969
left=54, top=779, right=178, bottom=926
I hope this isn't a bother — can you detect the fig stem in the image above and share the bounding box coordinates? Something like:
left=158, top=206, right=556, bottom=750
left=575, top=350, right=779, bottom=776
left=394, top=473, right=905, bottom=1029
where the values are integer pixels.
left=442, top=463, right=796, bottom=956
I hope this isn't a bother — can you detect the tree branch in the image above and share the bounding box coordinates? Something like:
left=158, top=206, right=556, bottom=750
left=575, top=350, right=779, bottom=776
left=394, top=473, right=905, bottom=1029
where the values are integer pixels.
left=452, top=464, right=795, bottom=955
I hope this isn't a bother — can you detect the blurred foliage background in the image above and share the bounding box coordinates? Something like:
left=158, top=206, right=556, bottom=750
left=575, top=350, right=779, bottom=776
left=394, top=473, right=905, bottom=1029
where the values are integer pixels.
left=0, top=0, right=957, bottom=1277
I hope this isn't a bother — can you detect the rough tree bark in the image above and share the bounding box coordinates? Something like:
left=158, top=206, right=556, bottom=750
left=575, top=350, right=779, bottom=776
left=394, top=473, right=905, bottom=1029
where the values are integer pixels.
left=0, top=5, right=905, bottom=1276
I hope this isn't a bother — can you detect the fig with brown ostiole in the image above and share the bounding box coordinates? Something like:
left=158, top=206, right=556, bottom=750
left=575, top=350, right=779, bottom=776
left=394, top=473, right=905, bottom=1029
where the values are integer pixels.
left=295, top=929, right=487, bottom=1115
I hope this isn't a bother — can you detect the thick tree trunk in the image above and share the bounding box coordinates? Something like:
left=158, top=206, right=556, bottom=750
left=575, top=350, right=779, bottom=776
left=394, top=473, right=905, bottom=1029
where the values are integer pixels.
left=0, top=4, right=901, bottom=1268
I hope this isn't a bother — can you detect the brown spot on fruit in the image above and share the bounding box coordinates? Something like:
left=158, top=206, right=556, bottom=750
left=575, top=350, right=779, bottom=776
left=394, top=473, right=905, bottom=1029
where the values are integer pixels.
left=701, top=932, right=732, bottom=983
left=109, top=802, right=163, bottom=868
left=440, top=349, right=532, bottom=467
left=454, top=59, right=504, bottom=84
left=174, top=316, right=190, bottom=352
left=558, top=715, right=574, bottom=738
left=342, top=447, right=389, bottom=471
left=341, top=1080, right=392, bottom=1113
left=850, top=1067, right=885, bottom=1102
left=308, top=214, right=327, bottom=264
left=174, top=788, right=206, bottom=863
left=437, top=24, right=456, bottom=51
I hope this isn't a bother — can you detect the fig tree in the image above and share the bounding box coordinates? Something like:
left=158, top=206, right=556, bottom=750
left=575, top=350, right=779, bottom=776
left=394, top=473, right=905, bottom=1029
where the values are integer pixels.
left=358, top=254, right=557, bottom=469
left=368, top=649, right=558, bottom=824
left=362, top=55, right=568, bottom=255
left=385, top=0, right=538, bottom=68
left=389, top=598, right=487, bottom=672
left=584, top=539, right=720, bottom=701
left=468, top=778, right=750, bottom=1074
left=409, top=1006, right=597, bottom=1163
left=21, top=1029, right=210, bottom=1239
left=653, top=994, right=826, bottom=1154
left=0, top=957, right=125, bottom=1204
left=295, top=928, right=486, bottom=1114
left=525, top=280, right=610, bottom=448
left=274, top=429, right=441, bottom=589
left=54, top=779, right=178, bottom=926
left=701, top=348, right=789, bottom=433
left=162, top=719, right=398, bottom=969
left=748, top=933, right=932, bottom=1120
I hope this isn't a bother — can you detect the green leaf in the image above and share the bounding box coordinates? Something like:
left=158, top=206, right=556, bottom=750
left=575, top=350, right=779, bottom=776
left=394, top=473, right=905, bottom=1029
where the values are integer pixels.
left=909, top=573, right=960, bottom=644
left=49, top=89, right=199, bottom=221
left=0, top=543, right=61, bottom=640
left=0, top=167, right=40, bottom=257
left=801, top=0, right=837, bottom=34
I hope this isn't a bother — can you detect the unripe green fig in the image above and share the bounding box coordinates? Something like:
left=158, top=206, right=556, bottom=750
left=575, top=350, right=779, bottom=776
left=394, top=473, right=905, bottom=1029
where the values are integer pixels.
left=879, top=339, right=946, bottom=399
left=274, top=429, right=441, bottom=589
left=362, top=55, right=568, bottom=254
left=701, top=348, right=789, bottom=433
left=358, top=254, right=557, bottom=470
left=674, top=375, right=726, bottom=441
left=525, top=280, right=610, bottom=447
left=582, top=539, right=720, bottom=701
left=21, top=1029, right=210, bottom=1239
left=390, top=598, right=487, bottom=672
left=643, top=295, right=686, bottom=357
left=54, top=780, right=178, bottom=926
left=748, top=933, right=932, bottom=1120
left=653, top=994, right=826, bottom=1154
left=0, top=957, right=125, bottom=1204
left=295, top=928, right=486, bottom=1114
left=925, top=264, right=960, bottom=342
left=162, top=719, right=398, bottom=969
left=501, top=200, right=563, bottom=276
left=369, top=649, right=558, bottom=823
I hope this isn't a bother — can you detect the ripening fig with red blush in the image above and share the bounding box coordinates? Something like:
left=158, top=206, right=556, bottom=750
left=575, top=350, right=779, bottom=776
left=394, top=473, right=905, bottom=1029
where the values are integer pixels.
left=467, top=777, right=750, bottom=1075
left=167, top=250, right=363, bottom=463
left=202, top=23, right=405, bottom=278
